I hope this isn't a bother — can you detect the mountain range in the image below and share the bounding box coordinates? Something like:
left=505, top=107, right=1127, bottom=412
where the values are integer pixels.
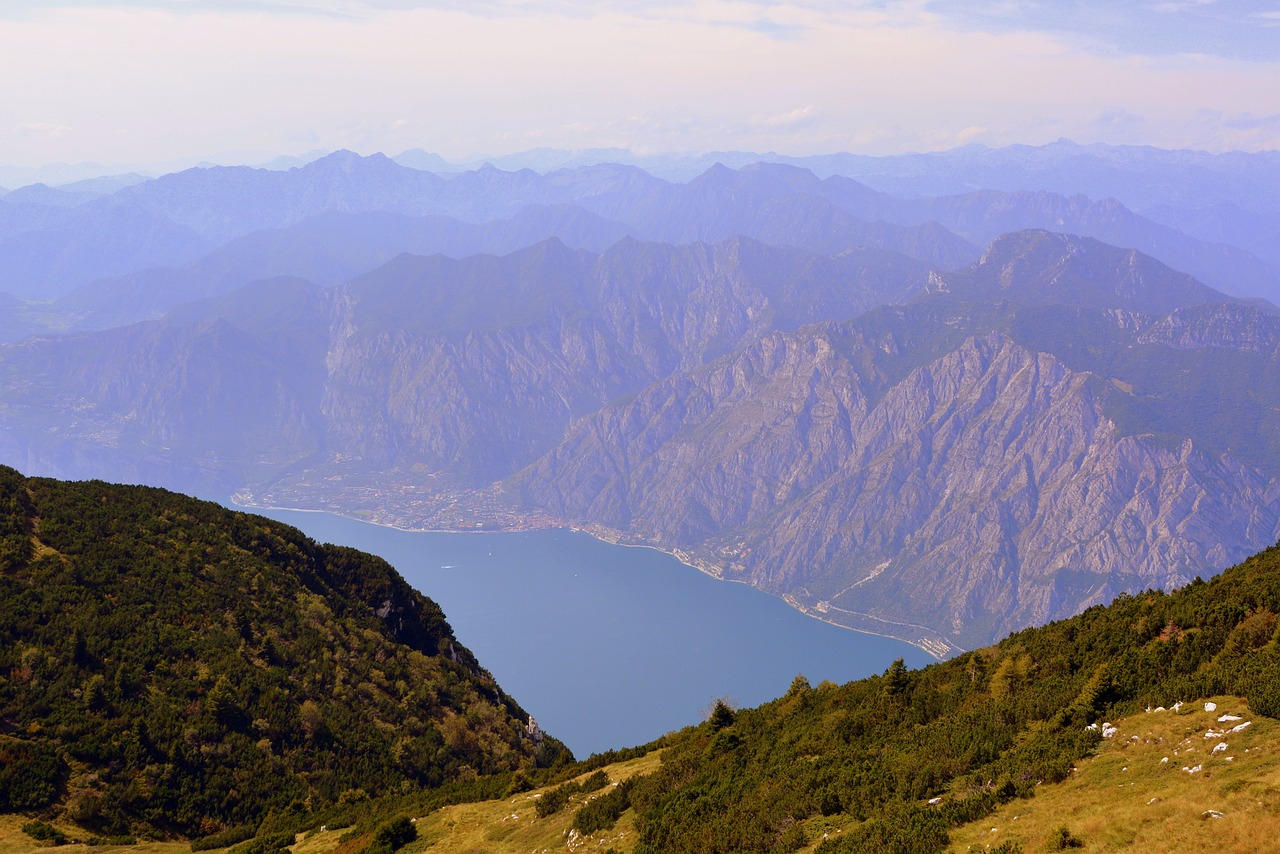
left=1, top=146, right=1278, bottom=651
left=2, top=209, right=1277, bottom=650
left=4, top=141, right=1280, bottom=850
left=2, top=149, right=1275, bottom=316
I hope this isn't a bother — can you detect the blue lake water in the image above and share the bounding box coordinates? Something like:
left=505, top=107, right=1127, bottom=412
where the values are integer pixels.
left=252, top=507, right=933, bottom=757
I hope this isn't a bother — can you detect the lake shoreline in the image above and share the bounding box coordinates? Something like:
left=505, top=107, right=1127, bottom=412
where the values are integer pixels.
left=233, top=497, right=953, bottom=659
left=240, top=501, right=935, bottom=755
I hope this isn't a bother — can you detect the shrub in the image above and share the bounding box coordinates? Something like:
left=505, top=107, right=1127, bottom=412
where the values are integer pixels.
left=1045, top=826, right=1084, bottom=850
left=192, top=826, right=256, bottom=851
left=367, top=817, right=417, bottom=854
left=572, top=779, right=636, bottom=835
left=22, top=821, right=67, bottom=846
left=535, top=785, right=572, bottom=818
left=227, top=832, right=295, bottom=854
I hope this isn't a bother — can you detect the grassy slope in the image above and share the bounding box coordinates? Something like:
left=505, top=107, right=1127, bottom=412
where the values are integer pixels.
left=8, top=706, right=1277, bottom=854
left=0, top=816, right=186, bottom=854
left=0, top=753, right=663, bottom=854
left=410, top=752, right=662, bottom=854
left=947, top=696, right=1280, bottom=852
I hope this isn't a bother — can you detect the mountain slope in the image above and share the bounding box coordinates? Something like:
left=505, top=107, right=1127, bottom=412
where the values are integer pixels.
left=0, top=465, right=569, bottom=836
left=3, top=231, right=1277, bottom=652
left=510, top=236, right=1280, bottom=650
left=900, top=189, right=1280, bottom=302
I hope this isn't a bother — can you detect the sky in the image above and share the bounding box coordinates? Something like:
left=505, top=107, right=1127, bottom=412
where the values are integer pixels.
left=1, top=0, right=1278, bottom=170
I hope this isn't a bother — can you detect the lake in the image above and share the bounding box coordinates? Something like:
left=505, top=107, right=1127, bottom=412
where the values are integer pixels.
left=252, top=507, right=933, bottom=757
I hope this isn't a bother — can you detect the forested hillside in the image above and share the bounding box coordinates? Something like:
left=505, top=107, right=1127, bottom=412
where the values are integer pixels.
left=0, top=466, right=569, bottom=838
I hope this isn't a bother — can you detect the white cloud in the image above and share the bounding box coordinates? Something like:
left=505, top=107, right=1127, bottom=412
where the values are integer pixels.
left=16, top=122, right=73, bottom=138
left=760, top=105, right=820, bottom=129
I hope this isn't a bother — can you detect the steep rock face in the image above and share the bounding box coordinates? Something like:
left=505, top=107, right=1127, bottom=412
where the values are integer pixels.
left=515, top=322, right=1280, bottom=651
left=760, top=334, right=1280, bottom=648
left=518, top=328, right=875, bottom=536
left=1136, top=301, right=1280, bottom=354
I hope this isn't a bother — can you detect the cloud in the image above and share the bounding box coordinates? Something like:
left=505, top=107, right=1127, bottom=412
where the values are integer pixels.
left=760, top=105, right=820, bottom=129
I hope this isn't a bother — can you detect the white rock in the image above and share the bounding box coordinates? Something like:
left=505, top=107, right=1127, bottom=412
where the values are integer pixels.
left=1160, top=757, right=1169, bottom=763
left=1205, top=730, right=1224, bottom=739
left=1230, top=721, right=1253, bottom=733
left=1085, top=722, right=1099, bottom=731
left=1203, top=810, right=1225, bottom=820
left=1153, top=706, right=1166, bottom=712
left=1219, top=714, right=1243, bottom=722
left=1225, top=756, right=1234, bottom=762
left=1212, top=742, right=1228, bottom=754
left=1205, top=702, right=1217, bottom=712
left=1187, top=764, right=1203, bottom=774
left=1174, top=701, right=1184, bottom=711
left=928, top=797, right=943, bottom=805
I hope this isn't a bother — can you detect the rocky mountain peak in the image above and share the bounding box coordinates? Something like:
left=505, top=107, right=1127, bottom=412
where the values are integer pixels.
left=941, top=229, right=1226, bottom=313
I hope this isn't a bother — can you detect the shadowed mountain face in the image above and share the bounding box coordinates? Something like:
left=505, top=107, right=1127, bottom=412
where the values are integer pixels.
left=2, top=227, right=1277, bottom=651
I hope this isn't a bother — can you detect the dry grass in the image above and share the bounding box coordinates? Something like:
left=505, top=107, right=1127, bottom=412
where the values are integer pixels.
left=252, top=750, right=666, bottom=854
left=409, top=751, right=664, bottom=854
left=948, top=696, right=1280, bottom=852
left=0, top=749, right=664, bottom=854
left=0, top=816, right=189, bottom=854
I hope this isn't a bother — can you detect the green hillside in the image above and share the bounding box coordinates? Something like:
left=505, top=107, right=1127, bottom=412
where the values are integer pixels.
left=0, top=466, right=569, bottom=838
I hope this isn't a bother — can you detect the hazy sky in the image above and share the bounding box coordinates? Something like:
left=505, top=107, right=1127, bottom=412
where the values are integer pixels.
left=2, top=0, right=1278, bottom=168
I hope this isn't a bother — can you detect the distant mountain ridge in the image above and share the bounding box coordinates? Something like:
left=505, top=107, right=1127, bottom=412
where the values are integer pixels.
left=3, top=151, right=1274, bottom=317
